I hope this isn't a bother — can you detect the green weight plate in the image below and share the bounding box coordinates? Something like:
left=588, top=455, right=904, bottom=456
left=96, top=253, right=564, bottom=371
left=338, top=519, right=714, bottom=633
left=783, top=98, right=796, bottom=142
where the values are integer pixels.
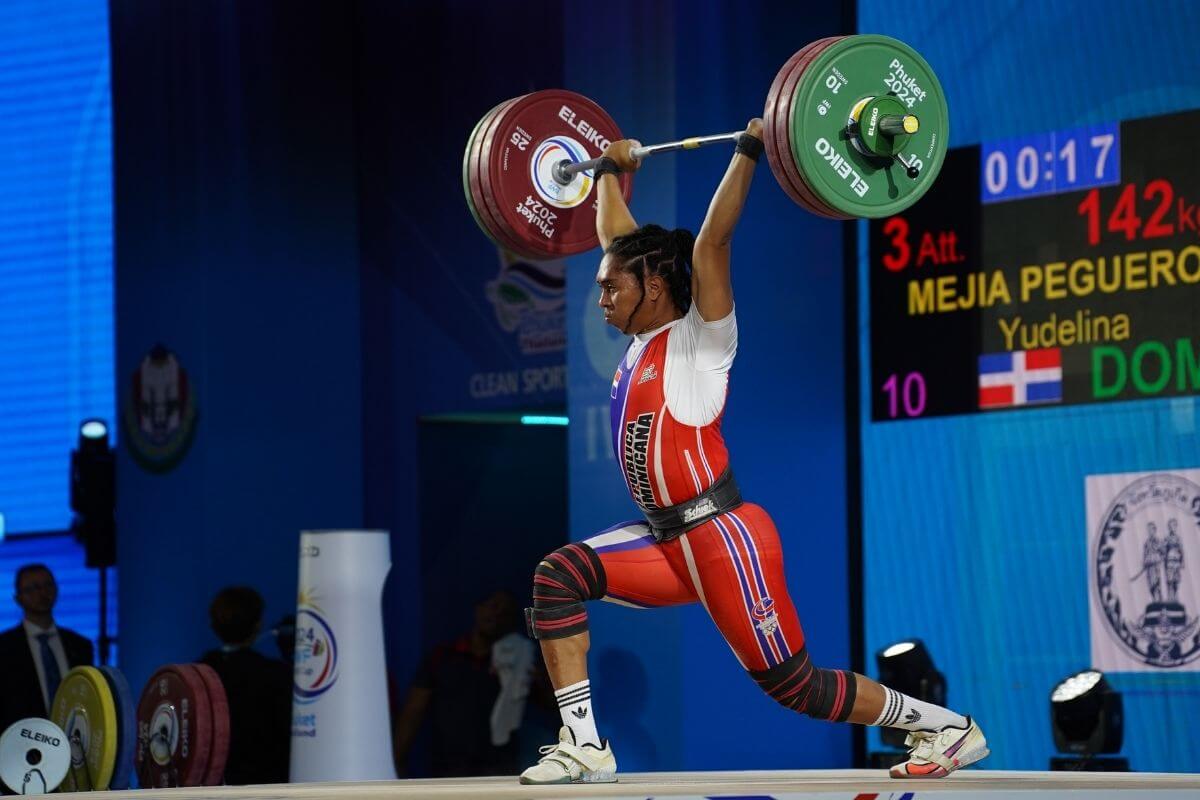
left=791, top=34, right=948, bottom=218
left=51, top=666, right=119, bottom=791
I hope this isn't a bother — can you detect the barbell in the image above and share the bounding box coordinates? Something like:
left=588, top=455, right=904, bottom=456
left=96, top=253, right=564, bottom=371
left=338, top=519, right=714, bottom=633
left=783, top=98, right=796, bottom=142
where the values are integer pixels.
left=463, top=34, right=948, bottom=260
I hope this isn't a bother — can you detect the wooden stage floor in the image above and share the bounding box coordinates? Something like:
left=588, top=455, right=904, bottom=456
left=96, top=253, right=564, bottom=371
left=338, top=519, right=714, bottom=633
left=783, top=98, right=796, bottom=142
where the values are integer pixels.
left=57, top=769, right=1200, bottom=799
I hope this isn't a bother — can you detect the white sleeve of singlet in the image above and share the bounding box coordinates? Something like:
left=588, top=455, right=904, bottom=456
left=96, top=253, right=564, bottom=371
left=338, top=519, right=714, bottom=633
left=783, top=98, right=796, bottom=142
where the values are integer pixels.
left=662, top=303, right=737, bottom=427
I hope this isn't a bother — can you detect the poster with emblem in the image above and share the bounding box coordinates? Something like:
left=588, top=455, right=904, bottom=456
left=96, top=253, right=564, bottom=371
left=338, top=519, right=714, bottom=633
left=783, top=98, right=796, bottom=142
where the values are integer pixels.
left=122, top=344, right=198, bottom=473
left=1086, top=469, right=1200, bottom=671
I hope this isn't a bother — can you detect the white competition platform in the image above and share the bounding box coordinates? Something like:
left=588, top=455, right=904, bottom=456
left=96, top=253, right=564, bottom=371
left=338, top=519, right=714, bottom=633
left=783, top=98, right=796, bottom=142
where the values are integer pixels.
left=55, top=769, right=1200, bottom=799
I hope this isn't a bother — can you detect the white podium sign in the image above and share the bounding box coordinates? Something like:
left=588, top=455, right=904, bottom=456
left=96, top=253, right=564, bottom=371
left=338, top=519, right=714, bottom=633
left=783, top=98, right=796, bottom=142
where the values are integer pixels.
left=290, top=529, right=395, bottom=781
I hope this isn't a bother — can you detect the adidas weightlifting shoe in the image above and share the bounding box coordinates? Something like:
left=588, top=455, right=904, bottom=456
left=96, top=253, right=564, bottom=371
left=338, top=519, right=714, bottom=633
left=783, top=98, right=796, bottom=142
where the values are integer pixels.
left=518, top=726, right=617, bottom=785
left=890, top=716, right=989, bottom=778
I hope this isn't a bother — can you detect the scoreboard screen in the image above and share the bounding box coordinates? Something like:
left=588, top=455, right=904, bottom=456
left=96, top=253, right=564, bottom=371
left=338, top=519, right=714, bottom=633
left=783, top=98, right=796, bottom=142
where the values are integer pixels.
left=867, top=109, right=1200, bottom=421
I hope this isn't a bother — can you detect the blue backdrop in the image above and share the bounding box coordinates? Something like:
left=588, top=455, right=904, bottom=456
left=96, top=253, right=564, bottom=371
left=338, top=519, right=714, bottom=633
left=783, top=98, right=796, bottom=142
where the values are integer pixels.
left=111, top=0, right=366, bottom=693
left=857, top=0, right=1200, bottom=771
left=0, top=0, right=113, bottom=535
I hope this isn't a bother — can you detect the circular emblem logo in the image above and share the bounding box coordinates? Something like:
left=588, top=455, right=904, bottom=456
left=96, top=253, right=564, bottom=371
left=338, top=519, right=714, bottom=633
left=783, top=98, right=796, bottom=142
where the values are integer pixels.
left=1094, top=473, right=1200, bottom=667
left=529, top=135, right=594, bottom=209
left=122, top=344, right=198, bottom=473
left=293, top=609, right=339, bottom=702
left=751, top=597, right=780, bottom=636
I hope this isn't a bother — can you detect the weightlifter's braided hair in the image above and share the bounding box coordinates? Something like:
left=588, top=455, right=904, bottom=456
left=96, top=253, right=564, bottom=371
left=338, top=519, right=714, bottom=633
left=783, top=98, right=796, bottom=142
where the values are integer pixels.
left=607, top=224, right=694, bottom=316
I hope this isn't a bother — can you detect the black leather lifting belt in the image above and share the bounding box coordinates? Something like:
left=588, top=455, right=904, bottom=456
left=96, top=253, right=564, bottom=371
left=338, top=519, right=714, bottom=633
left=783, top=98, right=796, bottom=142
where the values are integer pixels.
left=642, top=467, right=743, bottom=542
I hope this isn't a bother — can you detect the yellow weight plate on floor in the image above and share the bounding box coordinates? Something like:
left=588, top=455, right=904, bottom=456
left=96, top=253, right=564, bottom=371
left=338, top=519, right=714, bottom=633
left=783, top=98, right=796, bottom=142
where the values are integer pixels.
left=50, top=665, right=118, bottom=791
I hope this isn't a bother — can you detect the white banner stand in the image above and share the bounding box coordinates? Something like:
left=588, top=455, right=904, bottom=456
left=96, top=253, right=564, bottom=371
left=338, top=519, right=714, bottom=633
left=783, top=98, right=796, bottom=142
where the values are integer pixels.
left=290, top=529, right=395, bottom=782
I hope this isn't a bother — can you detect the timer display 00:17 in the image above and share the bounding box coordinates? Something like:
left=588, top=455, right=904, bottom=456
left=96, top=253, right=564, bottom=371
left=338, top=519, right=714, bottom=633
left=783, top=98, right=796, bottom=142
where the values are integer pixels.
left=981, top=121, right=1119, bottom=203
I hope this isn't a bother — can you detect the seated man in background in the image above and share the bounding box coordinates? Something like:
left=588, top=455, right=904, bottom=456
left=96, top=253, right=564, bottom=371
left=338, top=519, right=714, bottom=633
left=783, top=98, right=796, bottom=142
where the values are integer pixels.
left=0, top=564, right=93, bottom=733
left=200, top=586, right=292, bottom=784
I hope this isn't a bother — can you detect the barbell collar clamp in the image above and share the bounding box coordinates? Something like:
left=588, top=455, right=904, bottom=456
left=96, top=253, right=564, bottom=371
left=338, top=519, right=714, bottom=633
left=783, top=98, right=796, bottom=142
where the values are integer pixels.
left=879, top=114, right=919, bottom=136
left=894, top=152, right=920, bottom=180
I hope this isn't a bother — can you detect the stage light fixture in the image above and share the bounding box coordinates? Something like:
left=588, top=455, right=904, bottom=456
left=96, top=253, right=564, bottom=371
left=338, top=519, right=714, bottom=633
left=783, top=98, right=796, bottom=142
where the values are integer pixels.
left=1049, top=669, right=1126, bottom=770
left=70, top=418, right=116, bottom=568
left=874, top=638, right=945, bottom=749
left=80, top=419, right=108, bottom=442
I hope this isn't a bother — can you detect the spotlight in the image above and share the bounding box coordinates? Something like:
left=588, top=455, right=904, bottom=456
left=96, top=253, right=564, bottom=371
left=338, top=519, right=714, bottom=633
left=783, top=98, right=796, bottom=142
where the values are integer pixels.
left=70, top=418, right=116, bottom=568
left=1049, top=669, right=1127, bottom=770
left=79, top=419, right=108, bottom=442
left=875, top=638, right=945, bottom=749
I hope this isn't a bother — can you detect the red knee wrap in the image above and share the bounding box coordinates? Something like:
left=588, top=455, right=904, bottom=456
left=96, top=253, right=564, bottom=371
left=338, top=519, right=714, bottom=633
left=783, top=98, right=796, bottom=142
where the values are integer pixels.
left=750, top=646, right=856, bottom=722
left=525, top=543, right=606, bottom=640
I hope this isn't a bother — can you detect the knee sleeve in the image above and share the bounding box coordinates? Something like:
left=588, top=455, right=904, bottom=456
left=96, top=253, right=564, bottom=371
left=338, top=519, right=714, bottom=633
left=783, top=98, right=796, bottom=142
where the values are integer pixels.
left=525, top=543, right=607, bottom=640
left=750, top=646, right=857, bottom=722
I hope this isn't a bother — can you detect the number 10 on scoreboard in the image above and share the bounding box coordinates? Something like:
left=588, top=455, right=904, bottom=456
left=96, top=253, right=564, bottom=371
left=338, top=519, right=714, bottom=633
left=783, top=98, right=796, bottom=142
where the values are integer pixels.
left=881, top=372, right=927, bottom=418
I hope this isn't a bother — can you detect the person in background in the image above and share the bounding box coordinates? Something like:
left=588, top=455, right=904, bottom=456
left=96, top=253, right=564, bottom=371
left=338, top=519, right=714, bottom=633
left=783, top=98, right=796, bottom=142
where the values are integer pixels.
left=0, top=564, right=93, bottom=733
left=200, top=586, right=292, bottom=784
left=393, top=590, right=539, bottom=777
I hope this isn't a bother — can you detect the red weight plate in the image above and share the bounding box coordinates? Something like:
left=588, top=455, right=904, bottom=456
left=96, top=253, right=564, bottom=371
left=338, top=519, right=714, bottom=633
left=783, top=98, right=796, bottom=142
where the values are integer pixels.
left=136, top=664, right=213, bottom=788
left=476, top=91, right=590, bottom=259
left=472, top=96, right=549, bottom=259
left=776, top=37, right=853, bottom=219
left=472, top=98, right=550, bottom=260
left=480, top=90, right=624, bottom=259
left=790, top=41, right=857, bottom=220
left=775, top=37, right=847, bottom=218
left=480, top=90, right=632, bottom=259
left=763, top=39, right=832, bottom=213
left=771, top=40, right=845, bottom=218
left=468, top=96, right=544, bottom=259
left=463, top=100, right=508, bottom=244
left=766, top=39, right=843, bottom=218
left=192, top=664, right=231, bottom=786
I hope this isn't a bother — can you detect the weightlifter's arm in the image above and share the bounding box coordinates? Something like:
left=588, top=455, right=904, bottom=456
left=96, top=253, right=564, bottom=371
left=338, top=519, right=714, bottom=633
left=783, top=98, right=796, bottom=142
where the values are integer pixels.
left=596, top=139, right=641, bottom=251
left=692, top=118, right=763, bottom=321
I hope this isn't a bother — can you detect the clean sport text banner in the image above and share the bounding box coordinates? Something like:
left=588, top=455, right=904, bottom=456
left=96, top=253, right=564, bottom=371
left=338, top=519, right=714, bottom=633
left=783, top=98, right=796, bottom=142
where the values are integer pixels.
left=1087, top=468, right=1200, bottom=673
left=869, top=109, right=1200, bottom=421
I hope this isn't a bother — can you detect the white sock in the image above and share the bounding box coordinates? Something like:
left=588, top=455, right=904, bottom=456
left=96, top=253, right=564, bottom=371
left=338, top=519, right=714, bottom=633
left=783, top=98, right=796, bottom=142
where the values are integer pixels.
left=555, top=679, right=601, bottom=747
left=872, top=686, right=969, bottom=732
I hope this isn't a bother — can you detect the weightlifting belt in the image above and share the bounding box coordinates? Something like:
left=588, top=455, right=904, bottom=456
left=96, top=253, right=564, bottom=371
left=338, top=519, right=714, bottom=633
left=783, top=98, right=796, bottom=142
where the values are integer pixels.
left=643, top=468, right=743, bottom=542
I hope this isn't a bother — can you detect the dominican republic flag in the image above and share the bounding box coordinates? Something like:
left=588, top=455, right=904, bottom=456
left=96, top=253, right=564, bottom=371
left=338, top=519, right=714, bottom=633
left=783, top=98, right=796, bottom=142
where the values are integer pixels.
left=978, top=348, right=1062, bottom=409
